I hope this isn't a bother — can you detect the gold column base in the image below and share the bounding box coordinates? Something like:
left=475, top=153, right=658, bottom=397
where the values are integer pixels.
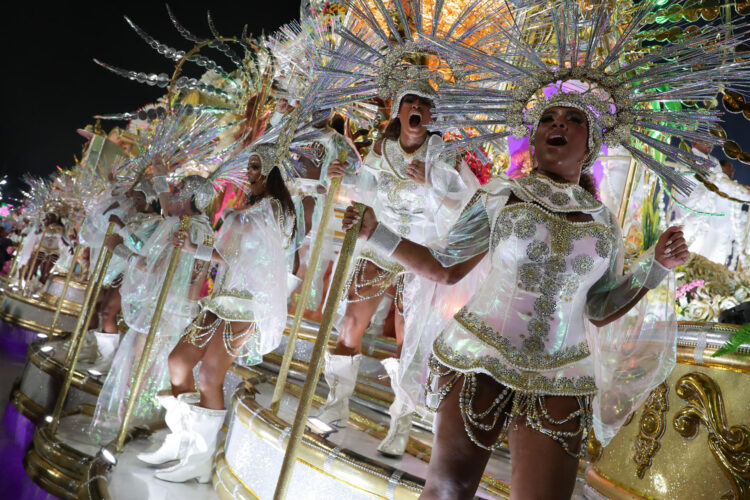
left=588, top=322, right=750, bottom=499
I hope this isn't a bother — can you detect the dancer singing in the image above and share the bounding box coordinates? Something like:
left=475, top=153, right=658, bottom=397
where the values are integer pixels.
left=320, top=83, right=476, bottom=457
left=139, top=144, right=295, bottom=483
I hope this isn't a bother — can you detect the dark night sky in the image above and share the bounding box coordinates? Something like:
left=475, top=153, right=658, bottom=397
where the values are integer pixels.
left=1, top=1, right=301, bottom=200
left=2, top=2, right=749, bottom=203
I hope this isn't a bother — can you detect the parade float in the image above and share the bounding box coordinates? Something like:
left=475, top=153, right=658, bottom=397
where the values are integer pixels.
left=1, top=1, right=749, bottom=499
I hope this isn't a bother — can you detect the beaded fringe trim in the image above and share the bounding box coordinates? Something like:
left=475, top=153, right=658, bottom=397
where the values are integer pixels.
left=426, top=357, right=593, bottom=458
left=183, top=308, right=259, bottom=357
left=344, top=258, right=405, bottom=313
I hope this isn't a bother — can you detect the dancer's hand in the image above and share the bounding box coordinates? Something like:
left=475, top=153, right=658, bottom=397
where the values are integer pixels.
left=103, top=234, right=123, bottom=252
left=655, top=226, right=689, bottom=269
left=327, top=160, right=348, bottom=179
left=342, top=202, right=377, bottom=239
left=405, top=160, right=425, bottom=185
left=172, top=229, right=194, bottom=250
left=108, top=214, right=125, bottom=228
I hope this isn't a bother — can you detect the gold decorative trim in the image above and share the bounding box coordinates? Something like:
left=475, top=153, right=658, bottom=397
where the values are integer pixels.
left=633, top=382, right=669, bottom=478
left=0, top=308, right=72, bottom=336
left=673, top=372, right=750, bottom=500
left=28, top=345, right=103, bottom=396
left=24, top=447, right=83, bottom=500
left=38, top=291, right=83, bottom=315
left=10, top=385, right=47, bottom=424
left=676, top=345, right=750, bottom=374
left=585, top=466, right=646, bottom=500
left=3, top=290, right=77, bottom=313
left=33, top=427, right=93, bottom=476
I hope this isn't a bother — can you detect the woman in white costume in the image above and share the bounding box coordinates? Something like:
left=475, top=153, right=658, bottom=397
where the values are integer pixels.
left=340, top=0, right=750, bottom=492
left=320, top=82, right=477, bottom=457
left=92, top=164, right=216, bottom=442
left=139, top=144, right=295, bottom=483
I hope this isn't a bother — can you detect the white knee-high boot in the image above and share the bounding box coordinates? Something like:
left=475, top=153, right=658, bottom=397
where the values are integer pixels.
left=377, top=358, right=413, bottom=457
left=155, top=403, right=226, bottom=483
left=87, top=332, right=121, bottom=375
left=137, top=391, right=199, bottom=465
left=316, top=351, right=361, bottom=428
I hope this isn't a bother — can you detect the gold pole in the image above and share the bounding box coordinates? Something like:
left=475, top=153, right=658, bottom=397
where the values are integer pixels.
left=24, top=225, right=49, bottom=288
left=49, top=223, right=116, bottom=434
left=115, top=216, right=190, bottom=451
left=270, top=151, right=349, bottom=414
left=617, top=157, right=637, bottom=228
left=273, top=203, right=364, bottom=500
left=49, top=244, right=84, bottom=334
left=7, top=239, right=23, bottom=281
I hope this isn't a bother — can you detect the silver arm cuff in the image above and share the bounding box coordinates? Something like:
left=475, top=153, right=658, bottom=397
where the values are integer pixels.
left=368, top=223, right=402, bottom=257
left=644, top=258, right=670, bottom=290
left=153, top=176, right=170, bottom=194
left=113, top=244, right=133, bottom=261
left=195, top=243, right=214, bottom=262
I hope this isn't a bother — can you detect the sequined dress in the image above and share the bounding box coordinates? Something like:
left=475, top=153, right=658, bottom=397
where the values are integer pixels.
left=425, top=174, right=675, bottom=448
left=196, top=197, right=295, bottom=363
left=349, top=134, right=477, bottom=300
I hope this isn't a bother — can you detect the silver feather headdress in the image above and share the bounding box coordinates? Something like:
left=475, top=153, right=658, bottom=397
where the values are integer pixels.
left=422, top=0, right=750, bottom=195
left=312, top=0, right=511, bottom=126
left=93, top=5, right=274, bottom=121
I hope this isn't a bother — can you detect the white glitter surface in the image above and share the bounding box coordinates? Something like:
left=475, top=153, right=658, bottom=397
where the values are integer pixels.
left=225, top=409, right=379, bottom=500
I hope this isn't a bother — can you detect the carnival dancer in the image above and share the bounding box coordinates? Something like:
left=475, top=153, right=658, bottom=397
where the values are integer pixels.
left=34, top=212, right=66, bottom=285
left=320, top=82, right=478, bottom=457
left=13, top=217, right=40, bottom=283
left=91, top=166, right=216, bottom=442
left=91, top=104, right=237, bottom=440
left=75, top=184, right=138, bottom=363
left=139, top=144, right=294, bottom=483
left=344, top=106, right=689, bottom=498
left=87, top=182, right=163, bottom=376
left=306, top=0, right=515, bottom=457
left=340, top=0, right=750, bottom=495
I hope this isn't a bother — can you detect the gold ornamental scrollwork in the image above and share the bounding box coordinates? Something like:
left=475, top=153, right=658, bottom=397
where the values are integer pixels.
left=673, top=372, right=750, bottom=500
left=633, top=382, right=669, bottom=478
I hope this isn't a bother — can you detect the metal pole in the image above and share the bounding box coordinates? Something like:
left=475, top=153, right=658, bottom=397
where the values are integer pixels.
left=115, top=216, right=190, bottom=451
left=273, top=203, right=364, bottom=500
left=270, top=150, right=349, bottom=414
left=617, top=157, right=637, bottom=228
left=7, top=239, right=23, bottom=281
left=49, top=223, right=116, bottom=434
left=24, top=225, right=49, bottom=288
left=49, top=244, right=84, bottom=334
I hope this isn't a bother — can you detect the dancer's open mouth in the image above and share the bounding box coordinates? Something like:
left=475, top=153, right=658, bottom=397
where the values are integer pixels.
left=546, top=134, right=567, bottom=146
left=408, top=112, right=422, bottom=128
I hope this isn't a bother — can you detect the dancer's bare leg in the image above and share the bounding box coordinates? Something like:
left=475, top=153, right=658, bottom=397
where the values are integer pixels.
left=333, top=261, right=391, bottom=356
left=197, top=320, right=251, bottom=410
left=506, top=396, right=583, bottom=500
left=167, top=312, right=217, bottom=396
left=421, top=374, right=506, bottom=500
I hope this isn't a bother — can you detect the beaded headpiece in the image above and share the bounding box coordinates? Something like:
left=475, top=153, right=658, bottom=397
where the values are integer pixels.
left=248, top=143, right=278, bottom=177
left=389, top=79, right=438, bottom=119
left=313, top=0, right=506, bottom=131
left=425, top=0, right=750, bottom=195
